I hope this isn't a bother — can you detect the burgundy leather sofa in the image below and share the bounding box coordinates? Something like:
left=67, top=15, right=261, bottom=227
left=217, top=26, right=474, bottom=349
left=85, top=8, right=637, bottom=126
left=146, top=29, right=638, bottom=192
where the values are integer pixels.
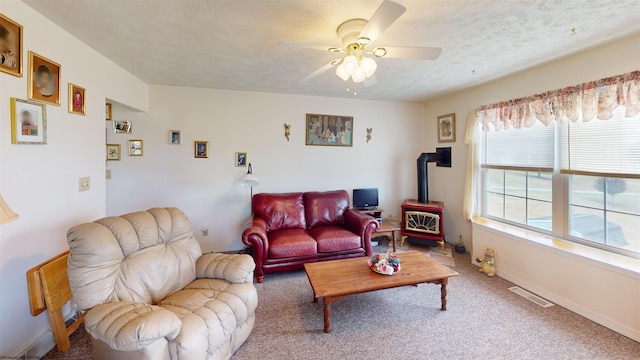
left=242, top=190, right=379, bottom=282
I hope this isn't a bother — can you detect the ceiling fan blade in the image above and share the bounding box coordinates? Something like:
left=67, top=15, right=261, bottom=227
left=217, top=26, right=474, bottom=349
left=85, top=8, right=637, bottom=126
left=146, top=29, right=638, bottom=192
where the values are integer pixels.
left=364, top=75, right=378, bottom=88
left=382, top=46, right=442, bottom=60
left=301, top=60, right=340, bottom=82
left=358, top=0, right=406, bottom=44
left=277, top=42, right=339, bottom=52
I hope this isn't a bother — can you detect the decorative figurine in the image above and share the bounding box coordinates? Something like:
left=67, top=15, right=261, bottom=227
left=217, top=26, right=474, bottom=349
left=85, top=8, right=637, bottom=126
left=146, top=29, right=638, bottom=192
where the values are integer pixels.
left=366, top=128, right=372, bottom=143
left=284, top=124, right=291, bottom=141
left=475, top=248, right=496, bottom=277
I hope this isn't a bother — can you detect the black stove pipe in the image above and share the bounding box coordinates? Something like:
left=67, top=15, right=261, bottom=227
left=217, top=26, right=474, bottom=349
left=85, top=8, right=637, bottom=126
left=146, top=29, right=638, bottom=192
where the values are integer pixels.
left=417, top=147, right=452, bottom=204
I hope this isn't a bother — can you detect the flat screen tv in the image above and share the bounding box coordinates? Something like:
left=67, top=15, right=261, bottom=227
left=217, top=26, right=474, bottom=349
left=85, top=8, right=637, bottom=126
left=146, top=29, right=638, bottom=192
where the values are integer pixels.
left=353, top=188, right=379, bottom=210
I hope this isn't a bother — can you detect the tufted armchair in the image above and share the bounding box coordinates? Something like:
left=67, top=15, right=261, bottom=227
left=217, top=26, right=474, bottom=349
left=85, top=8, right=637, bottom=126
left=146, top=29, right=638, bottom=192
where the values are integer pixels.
left=66, top=208, right=257, bottom=360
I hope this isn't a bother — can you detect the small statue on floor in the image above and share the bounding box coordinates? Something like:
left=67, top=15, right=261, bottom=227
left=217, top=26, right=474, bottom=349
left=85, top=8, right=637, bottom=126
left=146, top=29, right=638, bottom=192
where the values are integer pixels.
left=475, top=248, right=496, bottom=277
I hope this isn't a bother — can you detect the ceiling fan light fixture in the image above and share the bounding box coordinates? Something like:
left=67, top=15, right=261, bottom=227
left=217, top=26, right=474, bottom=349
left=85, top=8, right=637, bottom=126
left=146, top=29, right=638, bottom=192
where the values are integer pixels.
left=372, top=47, right=387, bottom=57
left=356, top=37, right=371, bottom=46
left=335, top=64, right=350, bottom=81
left=328, top=47, right=342, bottom=53
left=342, top=55, right=358, bottom=75
left=351, top=67, right=366, bottom=83
left=359, top=57, right=377, bottom=77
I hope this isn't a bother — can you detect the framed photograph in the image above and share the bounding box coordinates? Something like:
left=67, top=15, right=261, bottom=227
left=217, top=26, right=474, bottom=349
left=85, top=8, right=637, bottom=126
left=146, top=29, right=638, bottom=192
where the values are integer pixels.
left=105, top=103, right=112, bottom=120
left=68, top=83, right=86, bottom=115
left=128, top=139, right=143, bottom=156
left=235, top=152, right=247, bottom=167
left=437, top=113, right=456, bottom=143
left=305, top=113, right=353, bottom=147
left=194, top=141, right=208, bottom=158
left=10, top=98, right=47, bottom=144
left=0, top=13, right=23, bottom=77
left=113, top=120, right=132, bottom=134
left=169, top=130, right=181, bottom=144
left=28, top=51, right=61, bottom=106
left=106, top=144, right=121, bottom=161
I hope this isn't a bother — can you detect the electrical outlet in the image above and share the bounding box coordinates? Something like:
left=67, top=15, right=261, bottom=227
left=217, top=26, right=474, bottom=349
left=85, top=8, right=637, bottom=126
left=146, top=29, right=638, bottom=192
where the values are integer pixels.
left=106, top=170, right=112, bottom=179
left=202, top=227, right=208, bottom=236
left=79, top=177, right=90, bottom=192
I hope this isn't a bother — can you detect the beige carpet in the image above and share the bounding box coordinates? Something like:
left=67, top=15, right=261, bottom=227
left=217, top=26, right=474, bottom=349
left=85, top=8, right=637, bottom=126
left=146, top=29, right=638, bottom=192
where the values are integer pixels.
left=42, top=251, right=640, bottom=360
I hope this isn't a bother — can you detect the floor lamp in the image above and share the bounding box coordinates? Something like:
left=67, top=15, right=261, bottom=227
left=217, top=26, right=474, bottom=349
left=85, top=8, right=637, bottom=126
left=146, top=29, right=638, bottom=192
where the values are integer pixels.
left=238, top=163, right=260, bottom=212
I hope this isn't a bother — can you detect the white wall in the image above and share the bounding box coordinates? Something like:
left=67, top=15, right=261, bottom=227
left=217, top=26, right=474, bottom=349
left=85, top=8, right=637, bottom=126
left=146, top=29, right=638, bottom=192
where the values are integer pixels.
left=423, top=33, right=640, bottom=340
left=0, top=1, right=148, bottom=356
left=106, top=86, right=425, bottom=252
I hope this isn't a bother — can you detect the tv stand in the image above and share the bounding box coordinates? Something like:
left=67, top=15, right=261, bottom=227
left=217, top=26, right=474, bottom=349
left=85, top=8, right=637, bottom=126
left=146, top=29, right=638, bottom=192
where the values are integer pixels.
left=353, top=208, right=383, bottom=221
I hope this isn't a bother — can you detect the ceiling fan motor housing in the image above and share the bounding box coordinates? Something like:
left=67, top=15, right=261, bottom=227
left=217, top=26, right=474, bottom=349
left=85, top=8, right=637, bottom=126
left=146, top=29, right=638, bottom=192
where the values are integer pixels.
left=337, top=19, right=368, bottom=48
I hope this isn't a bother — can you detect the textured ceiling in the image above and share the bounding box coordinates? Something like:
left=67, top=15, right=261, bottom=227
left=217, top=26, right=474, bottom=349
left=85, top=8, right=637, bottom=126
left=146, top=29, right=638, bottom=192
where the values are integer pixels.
left=23, top=0, right=640, bottom=102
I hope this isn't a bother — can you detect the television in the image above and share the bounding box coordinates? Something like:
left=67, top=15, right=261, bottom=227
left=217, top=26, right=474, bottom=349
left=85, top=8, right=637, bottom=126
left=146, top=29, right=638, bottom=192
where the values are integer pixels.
left=353, top=188, right=379, bottom=210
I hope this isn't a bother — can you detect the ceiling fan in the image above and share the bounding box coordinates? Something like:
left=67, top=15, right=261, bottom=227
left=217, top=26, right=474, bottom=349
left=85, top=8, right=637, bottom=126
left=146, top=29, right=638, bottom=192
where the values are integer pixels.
left=278, top=0, right=442, bottom=85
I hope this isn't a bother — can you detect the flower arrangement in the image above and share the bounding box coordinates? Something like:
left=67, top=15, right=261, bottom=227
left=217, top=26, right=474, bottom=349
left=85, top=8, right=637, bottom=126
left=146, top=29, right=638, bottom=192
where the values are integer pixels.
left=368, top=253, right=401, bottom=275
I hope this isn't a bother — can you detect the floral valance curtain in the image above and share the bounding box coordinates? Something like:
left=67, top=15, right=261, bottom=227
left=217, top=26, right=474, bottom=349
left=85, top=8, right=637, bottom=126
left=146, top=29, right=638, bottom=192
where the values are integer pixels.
left=476, top=70, right=640, bottom=132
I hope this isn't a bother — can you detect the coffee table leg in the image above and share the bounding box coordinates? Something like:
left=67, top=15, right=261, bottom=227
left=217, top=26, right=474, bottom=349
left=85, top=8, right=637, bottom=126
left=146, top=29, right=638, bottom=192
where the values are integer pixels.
left=392, top=231, right=397, bottom=252
left=323, top=298, right=331, bottom=333
left=440, top=278, right=448, bottom=311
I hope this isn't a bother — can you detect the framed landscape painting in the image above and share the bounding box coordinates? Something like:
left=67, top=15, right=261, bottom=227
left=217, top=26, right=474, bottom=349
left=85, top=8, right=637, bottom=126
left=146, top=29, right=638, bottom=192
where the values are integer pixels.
left=28, top=51, right=61, bottom=106
left=10, top=98, right=46, bottom=144
left=0, top=13, right=23, bottom=77
left=305, top=113, right=353, bottom=147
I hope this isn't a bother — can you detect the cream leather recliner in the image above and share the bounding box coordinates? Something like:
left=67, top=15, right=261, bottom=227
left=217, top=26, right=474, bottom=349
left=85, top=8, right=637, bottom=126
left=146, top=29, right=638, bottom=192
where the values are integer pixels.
left=66, top=208, right=257, bottom=360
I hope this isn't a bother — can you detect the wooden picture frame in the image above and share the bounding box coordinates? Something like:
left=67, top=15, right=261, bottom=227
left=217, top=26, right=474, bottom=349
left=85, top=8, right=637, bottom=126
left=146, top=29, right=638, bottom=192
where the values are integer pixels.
left=106, top=144, right=121, bottom=161
left=128, top=139, right=143, bottom=156
left=113, top=120, right=132, bottom=134
left=10, top=98, right=47, bottom=144
left=437, top=113, right=456, bottom=143
left=235, top=152, right=247, bottom=167
left=28, top=51, right=61, bottom=106
left=305, top=113, right=353, bottom=147
left=105, top=103, right=112, bottom=120
left=169, top=130, right=181, bottom=144
left=68, top=83, right=85, bottom=115
left=0, top=13, right=23, bottom=77
left=194, top=141, right=208, bottom=158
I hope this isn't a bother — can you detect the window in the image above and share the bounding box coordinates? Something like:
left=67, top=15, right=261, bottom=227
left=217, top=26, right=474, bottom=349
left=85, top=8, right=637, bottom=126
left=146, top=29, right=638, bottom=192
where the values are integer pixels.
left=481, top=104, right=640, bottom=258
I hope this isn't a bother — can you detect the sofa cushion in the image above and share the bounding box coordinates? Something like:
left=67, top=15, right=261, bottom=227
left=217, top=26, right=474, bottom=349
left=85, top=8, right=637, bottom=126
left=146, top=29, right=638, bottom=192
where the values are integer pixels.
left=309, top=225, right=361, bottom=253
left=268, top=229, right=317, bottom=259
left=303, top=190, right=350, bottom=229
left=253, top=192, right=306, bottom=232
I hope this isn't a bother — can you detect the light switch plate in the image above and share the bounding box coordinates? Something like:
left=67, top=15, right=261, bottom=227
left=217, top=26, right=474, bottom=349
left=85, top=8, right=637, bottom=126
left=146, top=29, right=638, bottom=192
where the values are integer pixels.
left=106, top=170, right=112, bottom=179
left=79, top=176, right=90, bottom=192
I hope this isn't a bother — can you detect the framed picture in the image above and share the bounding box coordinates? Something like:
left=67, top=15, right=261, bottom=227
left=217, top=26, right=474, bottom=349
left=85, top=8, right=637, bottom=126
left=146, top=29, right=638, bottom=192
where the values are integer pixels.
left=0, top=13, right=23, bottom=77
left=194, top=141, right=208, bottom=158
left=106, top=144, right=121, bottom=161
left=169, top=130, right=181, bottom=144
left=235, top=152, right=247, bottom=167
left=128, top=139, right=143, bottom=156
left=105, top=103, right=112, bottom=120
left=28, top=51, right=61, bottom=106
left=437, top=113, right=456, bottom=143
left=305, top=113, right=353, bottom=147
left=113, top=120, right=132, bottom=134
left=10, top=98, right=47, bottom=144
left=68, top=83, right=86, bottom=115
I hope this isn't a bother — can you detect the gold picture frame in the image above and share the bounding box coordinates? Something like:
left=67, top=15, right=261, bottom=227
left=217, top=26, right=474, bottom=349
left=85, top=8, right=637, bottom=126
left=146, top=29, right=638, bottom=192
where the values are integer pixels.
left=0, top=13, right=23, bottom=77
left=128, top=139, right=143, bottom=156
left=28, top=51, right=61, bottom=106
left=235, top=152, right=247, bottom=167
left=106, top=144, right=120, bottom=161
left=437, top=113, right=456, bottom=143
left=68, top=83, right=86, bottom=115
left=10, top=98, right=47, bottom=144
left=194, top=141, right=208, bottom=158
left=105, top=103, right=112, bottom=120
left=305, top=113, right=353, bottom=147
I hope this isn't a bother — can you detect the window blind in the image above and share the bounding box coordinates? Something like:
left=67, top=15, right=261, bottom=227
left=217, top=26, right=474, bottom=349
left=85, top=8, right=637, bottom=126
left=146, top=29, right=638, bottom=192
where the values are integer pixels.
left=482, top=121, right=555, bottom=170
left=560, top=106, right=640, bottom=178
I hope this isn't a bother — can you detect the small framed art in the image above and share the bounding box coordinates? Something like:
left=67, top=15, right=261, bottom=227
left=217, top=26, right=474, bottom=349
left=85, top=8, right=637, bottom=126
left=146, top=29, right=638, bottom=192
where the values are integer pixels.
left=106, top=144, right=121, bottom=161
left=28, top=51, right=61, bottom=106
left=437, top=113, right=456, bottom=143
left=10, top=98, right=47, bottom=144
left=0, top=13, right=23, bottom=77
left=194, top=141, right=208, bottom=158
left=128, top=139, right=143, bottom=156
left=235, top=152, right=247, bottom=167
left=305, top=113, right=353, bottom=147
left=68, top=83, right=86, bottom=115
left=106, top=103, right=112, bottom=120
left=169, top=130, right=181, bottom=144
left=113, top=120, right=132, bottom=134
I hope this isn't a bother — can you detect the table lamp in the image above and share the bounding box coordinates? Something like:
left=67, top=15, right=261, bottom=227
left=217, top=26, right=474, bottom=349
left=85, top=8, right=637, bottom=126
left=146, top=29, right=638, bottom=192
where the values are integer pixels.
left=238, top=163, right=260, bottom=209
left=0, top=193, right=19, bottom=224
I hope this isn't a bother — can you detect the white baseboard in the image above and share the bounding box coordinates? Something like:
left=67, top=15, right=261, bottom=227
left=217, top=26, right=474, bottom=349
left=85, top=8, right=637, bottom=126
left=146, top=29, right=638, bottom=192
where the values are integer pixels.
left=497, top=268, right=640, bottom=342
left=8, top=328, right=55, bottom=359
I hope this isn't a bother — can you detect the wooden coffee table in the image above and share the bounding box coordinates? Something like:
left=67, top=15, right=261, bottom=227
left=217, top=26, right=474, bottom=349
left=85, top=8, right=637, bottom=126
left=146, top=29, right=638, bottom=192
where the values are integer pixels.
left=304, top=251, right=459, bottom=333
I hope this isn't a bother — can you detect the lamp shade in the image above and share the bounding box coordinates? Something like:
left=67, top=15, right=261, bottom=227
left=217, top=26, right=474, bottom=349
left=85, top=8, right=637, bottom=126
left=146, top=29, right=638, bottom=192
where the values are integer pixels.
left=238, top=173, right=260, bottom=187
left=335, top=63, right=350, bottom=81
left=359, top=57, right=377, bottom=77
left=0, top=193, right=18, bottom=225
left=351, top=67, right=366, bottom=83
left=342, top=55, right=358, bottom=76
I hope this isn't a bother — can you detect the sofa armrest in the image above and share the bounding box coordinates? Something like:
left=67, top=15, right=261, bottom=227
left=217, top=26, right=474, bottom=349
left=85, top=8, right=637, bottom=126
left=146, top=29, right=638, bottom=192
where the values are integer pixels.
left=344, top=209, right=379, bottom=256
left=84, top=301, right=181, bottom=352
left=196, top=253, right=256, bottom=283
left=242, top=217, right=269, bottom=280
